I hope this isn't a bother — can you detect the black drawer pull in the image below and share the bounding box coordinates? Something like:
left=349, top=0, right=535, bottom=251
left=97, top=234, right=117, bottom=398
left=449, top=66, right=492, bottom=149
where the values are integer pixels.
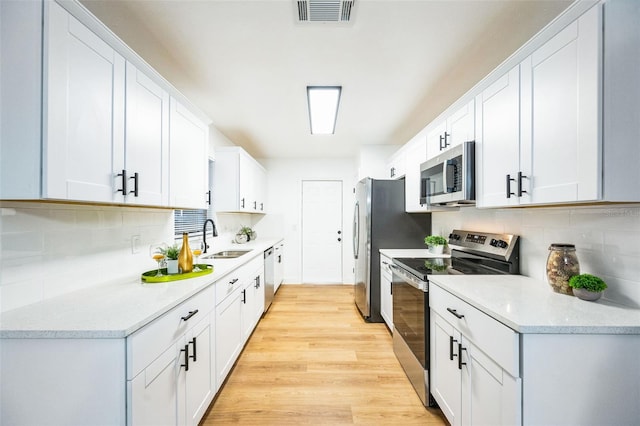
left=449, top=335, right=458, bottom=361
left=181, top=309, right=199, bottom=322
left=447, top=308, right=464, bottom=319
left=230, top=278, right=239, bottom=285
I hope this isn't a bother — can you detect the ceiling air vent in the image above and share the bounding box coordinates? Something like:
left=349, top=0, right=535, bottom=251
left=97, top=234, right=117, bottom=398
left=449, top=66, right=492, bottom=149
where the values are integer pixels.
left=297, top=0, right=355, bottom=23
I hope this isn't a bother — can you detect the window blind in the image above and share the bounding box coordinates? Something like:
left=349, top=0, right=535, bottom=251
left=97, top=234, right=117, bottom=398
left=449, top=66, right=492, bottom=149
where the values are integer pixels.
left=174, top=209, right=207, bottom=236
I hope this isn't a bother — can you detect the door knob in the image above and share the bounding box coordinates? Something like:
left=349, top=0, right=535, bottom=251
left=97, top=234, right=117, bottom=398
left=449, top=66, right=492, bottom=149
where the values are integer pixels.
left=337, top=230, right=342, bottom=234
left=338, top=238, right=342, bottom=242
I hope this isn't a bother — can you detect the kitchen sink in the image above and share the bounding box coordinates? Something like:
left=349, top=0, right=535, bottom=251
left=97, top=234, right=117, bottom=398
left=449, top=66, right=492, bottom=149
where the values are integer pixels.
left=203, top=250, right=250, bottom=259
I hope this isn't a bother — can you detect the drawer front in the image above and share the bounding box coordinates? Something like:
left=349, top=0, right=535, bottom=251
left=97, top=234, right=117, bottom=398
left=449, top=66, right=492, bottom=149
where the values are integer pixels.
left=430, top=284, right=519, bottom=377
left=215, top=255, right=263, bottom=304
left=127, top=284, right=214, bottom=380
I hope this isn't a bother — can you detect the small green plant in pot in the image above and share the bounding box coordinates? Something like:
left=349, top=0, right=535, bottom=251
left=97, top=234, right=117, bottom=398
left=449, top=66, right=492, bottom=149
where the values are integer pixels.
left=162, top=244, right=180, bottom=274
left=424, top=235, right=448, bottom=254
left=568, top=273, right=607, bottom=301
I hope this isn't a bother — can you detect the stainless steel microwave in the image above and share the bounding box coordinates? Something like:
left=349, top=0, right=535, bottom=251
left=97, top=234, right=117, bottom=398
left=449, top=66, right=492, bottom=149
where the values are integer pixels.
left=420, top=141, right=475, bottom=206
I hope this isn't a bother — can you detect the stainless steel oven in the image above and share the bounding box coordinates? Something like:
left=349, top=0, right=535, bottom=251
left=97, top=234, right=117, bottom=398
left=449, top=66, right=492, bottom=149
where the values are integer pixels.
left=390, top=230, right=520, bottom=407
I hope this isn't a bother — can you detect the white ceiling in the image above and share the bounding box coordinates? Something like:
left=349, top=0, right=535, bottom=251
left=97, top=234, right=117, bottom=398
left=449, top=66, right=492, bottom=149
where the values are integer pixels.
left=80, top=0, right=572, bottom=160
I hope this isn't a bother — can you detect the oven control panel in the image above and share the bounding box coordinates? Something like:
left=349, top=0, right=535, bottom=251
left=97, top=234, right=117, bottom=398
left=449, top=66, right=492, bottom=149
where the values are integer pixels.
left=448, top=229, right=519, bottom=262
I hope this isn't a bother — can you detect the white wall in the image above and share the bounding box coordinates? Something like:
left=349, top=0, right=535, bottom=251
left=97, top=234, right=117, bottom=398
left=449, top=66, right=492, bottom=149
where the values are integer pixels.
left=253, top=158, right=358, bottom=285
left=0, top=201, right=173, bottom=312
left=432, top=204, right=640, bottom=308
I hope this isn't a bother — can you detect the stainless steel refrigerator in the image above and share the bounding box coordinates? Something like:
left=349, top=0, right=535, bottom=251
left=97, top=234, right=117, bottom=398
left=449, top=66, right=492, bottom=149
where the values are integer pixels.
left=353, top=178, right=431, bottom=322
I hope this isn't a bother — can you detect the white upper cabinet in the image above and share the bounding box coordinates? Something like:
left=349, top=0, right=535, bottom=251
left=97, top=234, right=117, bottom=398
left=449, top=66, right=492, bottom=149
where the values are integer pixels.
left=478, top=5, right=601, bottom=208
left=404, top=137, right=428, bottom=212
left=385, top=148, right=406, bottom=180
left=0, top=0, right=210, bottom=208
left=426, top=100, right=475, bottom=160
left=475, top=66, right=522, bottom=208
left=519, top=5, right=601, bottom=205
left=214, top=147, right=267, bottom=213
left=125, top=63, right=170, bottom=206
left=45, top=1, right=126, bottom=203
left=169, top=98, right=209, bottom=209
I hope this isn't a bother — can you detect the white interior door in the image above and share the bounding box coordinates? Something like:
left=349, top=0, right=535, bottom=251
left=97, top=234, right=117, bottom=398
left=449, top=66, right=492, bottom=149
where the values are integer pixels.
left=301, top=180, right=343, bottom=284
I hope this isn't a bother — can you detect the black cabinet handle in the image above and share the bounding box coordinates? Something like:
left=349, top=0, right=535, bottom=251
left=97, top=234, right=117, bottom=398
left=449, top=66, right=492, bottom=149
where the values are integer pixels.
left=449, top=335, right=459, bottom=361
left=253, top=201, right=257, bottom=209
left=277, top=255, right=282, bottom=263
left=189, top=337, right=197, bottom=362
left=338, top=238, right=342, bottom=242
left=181, top=309, right=199, bottom=322
left=116, top=170, right=127, bottom=194
left=180, top=344, right=189, bottom=371
left=206, top=190, right=212, bottom=205
left=241, top=198, right=245, bottom=208
left=517, top=171, right=528, bottom=197
left=254, top=276, right=260, bottom=289
left=129, top=172, right=139, bottom=197
left=260, top=202, right=264, bottom=211
left=506, top=174, right=516, bottom=198
left=230, top=278, right=239, bottom=285
left=390, top=167, right=395, bottom=178
left=444, top=132, right=450, bottom=149
left=446, top=308, right=464, bottom=319
left=242, top=289, right=246, bottom=304
left=458, top=343, right=467, bottom=370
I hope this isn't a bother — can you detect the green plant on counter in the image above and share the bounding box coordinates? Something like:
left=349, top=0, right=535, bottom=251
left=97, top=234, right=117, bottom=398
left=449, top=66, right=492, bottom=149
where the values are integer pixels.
left=568, top=274, right=608, bottom=292
left=161, top=244, right=180, bottom=260
left=424, top=235, right=447, bottom=247
left=240, top=226, right=253, bottom=236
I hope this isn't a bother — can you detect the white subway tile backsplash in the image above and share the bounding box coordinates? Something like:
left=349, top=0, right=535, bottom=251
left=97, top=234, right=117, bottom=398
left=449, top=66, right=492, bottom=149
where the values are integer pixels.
left=0, top=201, right=173, bottom=313
left=433, top=204, right=640, bottom=307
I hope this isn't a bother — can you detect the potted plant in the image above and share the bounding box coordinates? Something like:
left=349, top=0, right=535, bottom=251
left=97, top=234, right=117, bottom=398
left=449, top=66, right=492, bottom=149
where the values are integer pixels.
left=162, top=244, right=180, bottom=274
left=424, top=235, right=448, bottom=254
left=568, top=273, right=608, bottom=301
left=236, top=226, right=256, bottom=243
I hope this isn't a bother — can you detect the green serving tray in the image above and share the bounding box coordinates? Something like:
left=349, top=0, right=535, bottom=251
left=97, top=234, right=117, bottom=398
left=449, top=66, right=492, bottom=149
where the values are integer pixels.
left=141, top=264, right=213, bottom=283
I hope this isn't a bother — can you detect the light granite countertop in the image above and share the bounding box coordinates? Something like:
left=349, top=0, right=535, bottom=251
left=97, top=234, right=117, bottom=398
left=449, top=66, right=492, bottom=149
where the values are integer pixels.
left=429, top=275, right=640, bottom=335
left=379, top=248, right=451, bottom=259
left=0, top=238, right=283, bottom=339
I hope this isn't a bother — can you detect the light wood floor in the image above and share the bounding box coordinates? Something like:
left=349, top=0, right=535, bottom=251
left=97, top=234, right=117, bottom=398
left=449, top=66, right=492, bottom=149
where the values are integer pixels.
left=202, top=284, right=447, bottom=425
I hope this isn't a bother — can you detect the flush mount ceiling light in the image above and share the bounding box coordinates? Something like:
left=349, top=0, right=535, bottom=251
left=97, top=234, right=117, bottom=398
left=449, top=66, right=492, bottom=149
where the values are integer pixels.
left=307, top=86, right=341, bottom=135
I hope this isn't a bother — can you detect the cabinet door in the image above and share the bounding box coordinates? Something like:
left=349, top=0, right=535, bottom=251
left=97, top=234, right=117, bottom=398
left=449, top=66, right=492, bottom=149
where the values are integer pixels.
left=45, top=1, right=125, bottom=203
left=184, top=316, right=214, bottom=426
left=274, top=243, right=284, bottom=292
left=520, top=5, right=601, bottom=205
left=169, top=98, right=208, bottom=209
left=431, top=312, right=461, bottom=426
left=125, top=62, right=170, bottom=206
left=129, top=342, right=180, bottom=426
left=461, top=338, right=521, bottom=426
left=215, top=290, right=243, bottom=384
left=476, top=66, right=521, bottom=208
left=447, top=100, right=475, bottom=148
left=404, top=140, right=428, bottom=212
left=238, top=153, right=253, bottom=212
left=379, top=258, right=393, bottom=330
left=426, top=120, right=447, bottom=159
left=253, top=270, right=266, bottom=320
left=241, top=279, right=256, bottom=341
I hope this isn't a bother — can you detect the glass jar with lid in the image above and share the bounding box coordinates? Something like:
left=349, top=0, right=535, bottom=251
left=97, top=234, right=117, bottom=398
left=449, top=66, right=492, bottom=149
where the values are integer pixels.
left=546, top=244, right=580, bottom=295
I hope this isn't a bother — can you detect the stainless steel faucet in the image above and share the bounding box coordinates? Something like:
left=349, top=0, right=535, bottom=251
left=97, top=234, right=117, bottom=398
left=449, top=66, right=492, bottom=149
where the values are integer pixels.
left=202, top=219, right=218, bottom=253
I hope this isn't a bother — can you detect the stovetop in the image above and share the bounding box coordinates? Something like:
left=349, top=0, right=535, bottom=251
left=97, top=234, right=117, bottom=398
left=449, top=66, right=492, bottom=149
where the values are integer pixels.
left=393, top=229, right=520, bottom=281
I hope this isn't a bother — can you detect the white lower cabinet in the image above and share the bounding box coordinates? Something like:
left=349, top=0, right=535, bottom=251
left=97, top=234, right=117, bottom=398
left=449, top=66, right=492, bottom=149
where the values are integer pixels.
left=215, top=255, right=265, bottom=385
left=127, top=285, right=215, bottom=426
left=430, top=284, right=521, bottom=426
left=379, top=254, right=393, bottom=330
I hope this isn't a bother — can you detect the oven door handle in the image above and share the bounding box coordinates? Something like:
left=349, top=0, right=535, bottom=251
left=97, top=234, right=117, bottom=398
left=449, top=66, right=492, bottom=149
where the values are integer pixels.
left=389, top=264, right=426, bottom=291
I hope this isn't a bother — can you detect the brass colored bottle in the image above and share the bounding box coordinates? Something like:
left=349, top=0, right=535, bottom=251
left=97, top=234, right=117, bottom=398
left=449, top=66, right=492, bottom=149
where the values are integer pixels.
left=178, top=233, right=193, bottom=273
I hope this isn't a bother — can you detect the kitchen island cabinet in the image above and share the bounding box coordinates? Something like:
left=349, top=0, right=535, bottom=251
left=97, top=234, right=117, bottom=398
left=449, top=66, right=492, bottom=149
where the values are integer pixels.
left=429, top=275, right=640, bottom=426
